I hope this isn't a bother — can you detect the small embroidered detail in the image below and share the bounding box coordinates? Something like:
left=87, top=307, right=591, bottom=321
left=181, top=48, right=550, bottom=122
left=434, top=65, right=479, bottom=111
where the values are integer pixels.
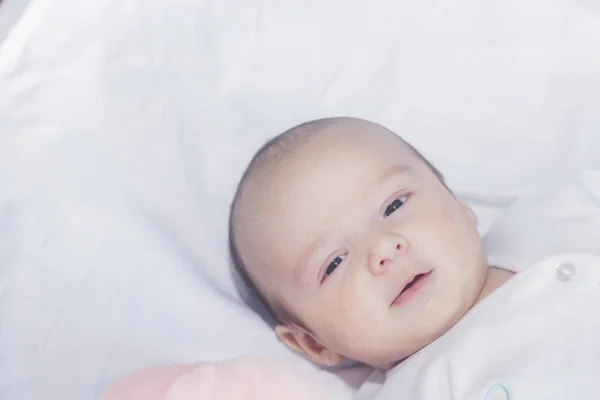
left=484, top=383, right=512, bottom=400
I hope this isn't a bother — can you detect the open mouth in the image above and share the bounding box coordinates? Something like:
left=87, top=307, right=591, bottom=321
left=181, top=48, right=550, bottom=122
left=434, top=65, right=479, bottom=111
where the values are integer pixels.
left=402, top=274, right=424, bottom=293
left=392, top=270, right=432, bottom=306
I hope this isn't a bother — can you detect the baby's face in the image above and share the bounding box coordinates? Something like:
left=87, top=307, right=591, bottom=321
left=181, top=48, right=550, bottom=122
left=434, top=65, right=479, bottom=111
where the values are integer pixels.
left=240, top=124, right=488, bottom=368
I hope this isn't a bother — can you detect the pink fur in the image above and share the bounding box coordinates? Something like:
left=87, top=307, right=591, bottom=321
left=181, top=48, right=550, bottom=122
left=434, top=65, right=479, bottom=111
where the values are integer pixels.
left=100, top=365, right=198, bottom=400
left=100, top=356, right=350, bottom=400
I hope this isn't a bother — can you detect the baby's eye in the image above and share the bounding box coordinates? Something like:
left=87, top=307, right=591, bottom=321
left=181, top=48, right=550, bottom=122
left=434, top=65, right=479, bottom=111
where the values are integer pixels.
left=324, top=255, right=345, bottom=279
left=384, top=195, right=407, bottom=217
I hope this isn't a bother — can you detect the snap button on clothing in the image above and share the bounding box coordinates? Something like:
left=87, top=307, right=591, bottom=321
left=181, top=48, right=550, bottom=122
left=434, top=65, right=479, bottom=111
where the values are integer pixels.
left=556, top=261, right=576, bottom=282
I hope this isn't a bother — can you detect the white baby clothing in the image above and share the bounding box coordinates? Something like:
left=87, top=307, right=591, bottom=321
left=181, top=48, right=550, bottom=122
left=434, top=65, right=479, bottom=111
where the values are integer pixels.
left=358, top=253, right=600, bottom=400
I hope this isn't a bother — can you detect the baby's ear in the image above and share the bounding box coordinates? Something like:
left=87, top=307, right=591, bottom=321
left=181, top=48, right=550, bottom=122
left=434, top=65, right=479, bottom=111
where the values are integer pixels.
left=275, top=325, right=342, bottom=367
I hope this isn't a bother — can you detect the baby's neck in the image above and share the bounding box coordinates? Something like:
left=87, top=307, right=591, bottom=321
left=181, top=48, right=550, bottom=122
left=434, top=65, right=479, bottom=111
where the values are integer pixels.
left=474, top=266, right=515, bottom=306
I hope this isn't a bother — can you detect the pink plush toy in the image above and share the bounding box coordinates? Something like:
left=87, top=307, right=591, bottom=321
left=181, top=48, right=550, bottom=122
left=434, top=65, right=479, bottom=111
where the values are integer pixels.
left=100, top=356, right=352, bottom=400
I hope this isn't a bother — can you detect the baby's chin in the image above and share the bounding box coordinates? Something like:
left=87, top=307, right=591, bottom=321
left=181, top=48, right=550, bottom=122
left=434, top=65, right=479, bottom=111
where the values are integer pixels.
left=356, top=320, right=460, bottom=369
left=356, top=351, right=413, bottom=371
left=343, top=339, right=425, bottom=370
left=366, top=343, right=434, bottom=369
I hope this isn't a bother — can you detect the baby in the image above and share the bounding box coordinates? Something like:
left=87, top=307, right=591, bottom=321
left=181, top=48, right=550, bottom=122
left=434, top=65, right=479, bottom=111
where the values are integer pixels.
left=229, top=116, right=513, bottom=368
left=229, top=117, right=600, bottom=398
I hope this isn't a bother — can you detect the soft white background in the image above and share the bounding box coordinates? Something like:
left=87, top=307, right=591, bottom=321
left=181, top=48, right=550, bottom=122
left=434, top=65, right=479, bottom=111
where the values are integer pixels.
left=0, top=0, right=599, bottom=399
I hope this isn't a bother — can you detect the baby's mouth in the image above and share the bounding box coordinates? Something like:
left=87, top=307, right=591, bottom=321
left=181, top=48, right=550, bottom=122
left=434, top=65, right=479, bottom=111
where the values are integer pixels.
left=392, top=270, right=433, bottom=306
left=402, top=274, right=424, bottom=292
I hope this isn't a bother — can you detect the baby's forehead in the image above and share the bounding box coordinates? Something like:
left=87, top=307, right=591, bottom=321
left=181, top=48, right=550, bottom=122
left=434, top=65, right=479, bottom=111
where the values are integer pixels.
left=248, top=135, right=415, bottom=243
left=246, top=127, right=418, bottom=222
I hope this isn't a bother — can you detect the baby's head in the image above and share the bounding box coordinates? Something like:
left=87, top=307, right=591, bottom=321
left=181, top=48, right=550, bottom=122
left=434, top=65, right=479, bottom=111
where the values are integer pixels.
left=230, top=117, right=488, bottom=369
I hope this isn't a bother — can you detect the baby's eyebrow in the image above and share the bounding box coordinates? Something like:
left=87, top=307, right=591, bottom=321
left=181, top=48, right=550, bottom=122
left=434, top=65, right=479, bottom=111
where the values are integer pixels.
left=377, top=164, right=412, bottom=184
left=294, top=234, right=327, bottom=282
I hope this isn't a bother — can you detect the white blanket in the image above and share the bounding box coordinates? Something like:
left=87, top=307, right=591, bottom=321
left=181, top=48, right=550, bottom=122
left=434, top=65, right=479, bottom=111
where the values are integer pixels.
left=1, top=0, right=599, bottom=399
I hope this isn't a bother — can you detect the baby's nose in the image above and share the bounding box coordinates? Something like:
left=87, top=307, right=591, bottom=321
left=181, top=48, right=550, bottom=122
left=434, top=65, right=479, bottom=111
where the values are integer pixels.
left=370, top=238, right=406, bottom=275
left=379, top=244, right=402, bottom=266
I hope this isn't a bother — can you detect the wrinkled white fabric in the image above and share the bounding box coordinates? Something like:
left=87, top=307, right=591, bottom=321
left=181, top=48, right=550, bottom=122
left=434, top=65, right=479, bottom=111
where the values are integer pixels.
left=1, top=0, right=600, bottom=399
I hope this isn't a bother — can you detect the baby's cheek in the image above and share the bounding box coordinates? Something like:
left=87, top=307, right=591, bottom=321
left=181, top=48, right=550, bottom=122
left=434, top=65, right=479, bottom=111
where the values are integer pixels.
left=316, top=301, right=354, bottom=339
left=333, top=286, right=377, bottom=336
left=436, top=207, right=480, bottom=250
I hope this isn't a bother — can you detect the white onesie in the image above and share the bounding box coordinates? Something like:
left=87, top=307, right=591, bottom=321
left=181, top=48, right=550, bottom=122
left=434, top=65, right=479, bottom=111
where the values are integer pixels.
left=357, top=253, right=600, bottom=400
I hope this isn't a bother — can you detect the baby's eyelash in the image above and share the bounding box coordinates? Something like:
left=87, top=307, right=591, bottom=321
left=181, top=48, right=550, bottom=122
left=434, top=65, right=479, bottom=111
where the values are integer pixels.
left=384, top=195, right=408, bottom=217
left=323, top=254, right=345, bottom=281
